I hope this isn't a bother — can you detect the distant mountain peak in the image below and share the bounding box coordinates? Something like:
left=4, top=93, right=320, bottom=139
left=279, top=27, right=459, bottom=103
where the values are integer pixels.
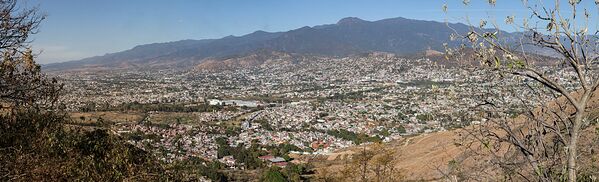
left=377, top=17, right=408, bottom=22
left=337, top=17, right=367, bottom=25
left=250, top=30, right=270, bottom=35
left=46, top=16, right=518, bottom=72
left=297, top=26, right=313, bottom=30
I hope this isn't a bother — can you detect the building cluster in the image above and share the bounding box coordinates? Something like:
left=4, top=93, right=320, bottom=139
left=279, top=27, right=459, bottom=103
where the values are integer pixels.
left=54, top=54, right=564, bottom=166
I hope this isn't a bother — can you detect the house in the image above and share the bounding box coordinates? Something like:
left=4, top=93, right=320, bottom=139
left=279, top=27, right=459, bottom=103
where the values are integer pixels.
left=208, top=99, right=260, bottom=108
left=268, top=157, right=286, bottom=163
left=220, top=155, right=236, bottom=167
left=208, top=99, right=224, bottom=106
left=258, top=155, right=288, bottom=167
left=258, top=155, right=274, bottom=160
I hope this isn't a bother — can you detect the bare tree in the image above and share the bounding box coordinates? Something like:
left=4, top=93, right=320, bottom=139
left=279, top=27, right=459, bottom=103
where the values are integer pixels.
left=329, top=144, right=402, bottom=182
left=445, top=0, right=599, bottom=181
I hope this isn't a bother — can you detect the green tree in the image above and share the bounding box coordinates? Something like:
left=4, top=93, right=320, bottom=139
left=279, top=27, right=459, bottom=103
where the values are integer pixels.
left=261, top=167, right=287, bottom=182
left=0, top=0, right=58, bottom=148
left=0, top=1, right=178, bottom=181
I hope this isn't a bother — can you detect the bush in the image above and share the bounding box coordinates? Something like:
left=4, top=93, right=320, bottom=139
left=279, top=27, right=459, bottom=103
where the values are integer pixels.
left=327, top=129, right=381, bottom=145
left=261, top=167, right=287, bottom=182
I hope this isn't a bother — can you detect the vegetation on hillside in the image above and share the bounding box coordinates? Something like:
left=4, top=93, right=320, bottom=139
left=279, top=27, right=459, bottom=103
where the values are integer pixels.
left=0, top=1, right=215, bottom=181
left=327, top=129, right=382, bottom=145
left=315, top=143, right=403, bottom=182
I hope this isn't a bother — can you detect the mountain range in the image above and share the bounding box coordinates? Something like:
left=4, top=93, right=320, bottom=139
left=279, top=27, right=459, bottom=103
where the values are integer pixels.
left=44, top=17, right=514, bottom=71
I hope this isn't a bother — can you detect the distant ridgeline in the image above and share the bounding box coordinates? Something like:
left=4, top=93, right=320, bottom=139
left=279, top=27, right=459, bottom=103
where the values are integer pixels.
left=44, top=17, right=561, bottom=72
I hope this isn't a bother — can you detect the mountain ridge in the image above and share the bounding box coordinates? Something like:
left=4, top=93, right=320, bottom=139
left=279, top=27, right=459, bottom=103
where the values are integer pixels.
left=43, top=17, right=507, bottom=71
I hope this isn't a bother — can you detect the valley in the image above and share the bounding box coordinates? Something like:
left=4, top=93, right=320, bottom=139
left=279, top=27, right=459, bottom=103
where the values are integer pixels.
left=54, top=52, right=566, bottom=180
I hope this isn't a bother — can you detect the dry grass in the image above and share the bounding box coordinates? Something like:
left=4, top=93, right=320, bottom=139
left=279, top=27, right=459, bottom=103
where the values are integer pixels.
left=69, top=111, right=144, bottom=124
left=146, top=112, right=197, bottom=125
left=313, top=90, right=599, bottom=181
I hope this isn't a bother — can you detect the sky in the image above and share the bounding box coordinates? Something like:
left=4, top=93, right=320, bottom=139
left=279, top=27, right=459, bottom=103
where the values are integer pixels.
left=22, top=0, right=599, bottom=64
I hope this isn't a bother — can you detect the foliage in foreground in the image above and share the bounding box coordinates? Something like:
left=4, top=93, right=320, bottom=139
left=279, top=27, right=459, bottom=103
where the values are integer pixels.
left=1, top=111, right=163, bottom=181
left=0, top=110, right=231, bottom=181
left=260, top=164, right=311, bottom=182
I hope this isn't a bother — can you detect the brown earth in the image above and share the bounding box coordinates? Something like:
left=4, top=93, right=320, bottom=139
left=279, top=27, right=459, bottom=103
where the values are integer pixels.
left=313, top=89, right=599, bottom=181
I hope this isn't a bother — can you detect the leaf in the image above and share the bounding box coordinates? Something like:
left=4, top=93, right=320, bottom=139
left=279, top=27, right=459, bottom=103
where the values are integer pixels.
left=494, top=56, right=500, bottom=68
left=546, top=22, right=554, bottom=31
left=488, top=0, right=496, bottom=6
left=505, top=15, right=515, bottom=24
left=482, top=141, right=490, bottom=149
left=467, top=31, right=478, bottom=43
left=463, top=0, right=470, bottom=5
left=442, top=4, right=448, bottom=13
left=484, top=31, right=498, bottom=39
left=514, top=59, right=526, bottom=69
left=479, top=20, right=487, bottom=28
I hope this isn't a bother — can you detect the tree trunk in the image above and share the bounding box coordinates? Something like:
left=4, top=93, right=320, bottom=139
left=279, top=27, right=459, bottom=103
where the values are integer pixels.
left=567, top=112, right=583, bottom=182
left=361, top=147, right=368, bottom=182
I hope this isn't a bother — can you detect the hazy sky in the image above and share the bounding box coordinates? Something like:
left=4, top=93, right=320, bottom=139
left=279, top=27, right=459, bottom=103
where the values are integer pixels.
left=24, top=0, right=598, bottom=64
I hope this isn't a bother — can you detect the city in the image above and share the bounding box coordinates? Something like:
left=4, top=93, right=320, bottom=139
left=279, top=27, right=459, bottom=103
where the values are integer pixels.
left=54, top=53, right=555, bottom=170
left=2, top=0, right=598, bottom=181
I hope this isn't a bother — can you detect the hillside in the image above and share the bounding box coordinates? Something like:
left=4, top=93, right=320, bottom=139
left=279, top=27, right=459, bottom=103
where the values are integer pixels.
left=313, top=89, right=599, bottom=181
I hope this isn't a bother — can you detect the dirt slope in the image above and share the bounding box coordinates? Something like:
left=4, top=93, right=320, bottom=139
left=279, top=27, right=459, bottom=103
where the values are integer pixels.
left=315, top=90, right=599, bottom=181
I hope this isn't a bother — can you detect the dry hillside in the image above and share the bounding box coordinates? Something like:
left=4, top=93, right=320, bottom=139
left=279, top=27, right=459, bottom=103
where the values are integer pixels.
left=313, top=90, right=599, bottom=181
